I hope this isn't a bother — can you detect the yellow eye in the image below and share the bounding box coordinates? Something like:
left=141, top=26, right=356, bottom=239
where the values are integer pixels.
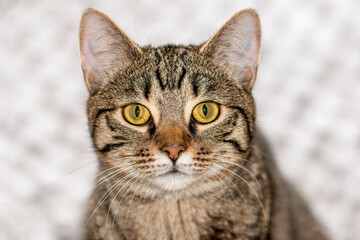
left=123, top=104, right=151, bottom=125
left=192, top=102, right=219, bottom=124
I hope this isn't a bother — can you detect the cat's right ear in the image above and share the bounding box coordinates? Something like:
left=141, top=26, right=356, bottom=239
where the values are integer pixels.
left=199, top=9, right=261, bottom=91
left=79, top=8, right=142, bottom=94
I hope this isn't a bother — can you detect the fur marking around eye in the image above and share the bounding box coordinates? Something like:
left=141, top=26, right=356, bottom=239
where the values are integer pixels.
left=221, top=131, right=233, bottom=138
left=189, top=121, right=196, bottom=136
left=229, top=106, right=252, bottom=141
left=99, top=143, right=125, bottom=153
left=105, top=115, right=115, bottom=131
left=113, top=136, right=127, bottom=140
left=91, top=108, right=114, bottom=136
left=223, top=139, right=246, bottom=153
left=148, top=122, right=156, bottom=138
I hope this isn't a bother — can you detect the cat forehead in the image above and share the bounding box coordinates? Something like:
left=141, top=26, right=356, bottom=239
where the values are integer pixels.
left=96, top=45, right=242, bottom=110
left=151, top=45, right=191, bottom=60
left=144, top=46, right=236, bottom=92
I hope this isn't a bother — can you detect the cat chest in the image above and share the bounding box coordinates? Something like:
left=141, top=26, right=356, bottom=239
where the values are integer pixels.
left=123, top=198, right=209, bottom=240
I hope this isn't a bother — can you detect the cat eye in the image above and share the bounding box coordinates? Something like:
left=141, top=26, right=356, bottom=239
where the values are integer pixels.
left=123, top=104, right=151, bottom=125
left=192, top=102, right=219, bottom=124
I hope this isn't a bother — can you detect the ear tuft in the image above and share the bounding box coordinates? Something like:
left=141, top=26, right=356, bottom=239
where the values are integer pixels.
left=79, top=8, right=142, bottom=94
left=200, top=9, right=261, bottom=90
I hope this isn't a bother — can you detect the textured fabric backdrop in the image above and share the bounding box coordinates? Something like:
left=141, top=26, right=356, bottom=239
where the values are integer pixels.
left=1, top=0, right=359, bottom=239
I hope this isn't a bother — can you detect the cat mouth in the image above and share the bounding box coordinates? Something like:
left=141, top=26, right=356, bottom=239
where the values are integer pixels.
left=159, top=167, right=186, bottom=177
left=154, top=166, right=194, bottom=191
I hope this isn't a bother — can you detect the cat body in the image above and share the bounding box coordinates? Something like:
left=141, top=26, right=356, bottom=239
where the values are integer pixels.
left=79, top=8, right=327, bottom=240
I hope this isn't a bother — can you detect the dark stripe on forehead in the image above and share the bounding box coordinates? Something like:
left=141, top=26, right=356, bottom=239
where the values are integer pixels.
left=177, top=67, right=186, bottom=89
left=154, top=50, right=162, bottom=64
left=228, top=106, right=252, bottom=141
left=179, top=50, right=187, bottom=62
left=144, top=76, right=151, bottom=99
left=191, top=75, right=199, bottom=97
left=155, top=68, right=165, bottom=90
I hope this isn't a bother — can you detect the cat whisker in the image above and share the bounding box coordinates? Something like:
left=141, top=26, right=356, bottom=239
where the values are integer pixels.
left=206, top=168, right=242, bottom=211
left=208, top=167, right=247, bottom=211
left=88, top=167, right=131, bottom=197
left=64, top=161, right=133, bottom=227
left=84, top=169, right=137, bottom=227
left=50, top=159, right=98, bottom=187
left=94, top=163, right=134, bottom=184
left=66, top=159, right=98, bottom=175
left=213, top=157, right=263, bottom=197
left=212, top=153, right=252, bottom=164
left=124, top=174, right=147, bottom=227
left=90, top=154, right=138, bottom=189
left=90, top=154, right=137, bottom=182
left=212, top=163, right=267, bottom=221
left=103, top=170, right=139, bottom=227
left=109, top=173, right=145, bottom=230
left=251, top=146, right=276, bottom=161
left=92, top=165, right=127, bottom=186
left=91, top=164, right=134, bottom=190
left=151, top=183, right=164, bottom=199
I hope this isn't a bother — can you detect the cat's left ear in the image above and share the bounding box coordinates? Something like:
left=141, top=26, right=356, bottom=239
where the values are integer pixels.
left=79, top=8, right=142, bottom=94
left=200, top=9, right=261, bottom=91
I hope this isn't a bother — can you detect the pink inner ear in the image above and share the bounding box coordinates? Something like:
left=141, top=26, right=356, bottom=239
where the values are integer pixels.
left=200, top=9, right=261, bottom=90
left=79, top=34, right=104, bottom=92
left=217, top=16, right=260, bottom=69
left=80, top=37, right=103, bottom=78
left=79, top=9, right=142, bottom=93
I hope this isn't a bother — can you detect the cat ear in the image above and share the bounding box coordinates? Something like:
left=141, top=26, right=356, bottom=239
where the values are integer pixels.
left=200, top=9, right=261, bottom=90
left=79, top=8, right=142, bottom=94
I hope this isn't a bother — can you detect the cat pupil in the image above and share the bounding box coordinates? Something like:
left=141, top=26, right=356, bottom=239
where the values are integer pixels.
left=135, top=106, right=140, bottom=118
left=203, top=104, right=208, bottom=116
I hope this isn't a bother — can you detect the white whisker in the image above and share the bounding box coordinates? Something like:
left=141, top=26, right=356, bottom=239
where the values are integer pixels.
left=84, top=169, right=137, bottom=227
left=110, top=173, right=144, bottom=230
left=124, top=174, right=147, bottom=226
left=213, top=158, right=263, bottom=197
left=213, top=163, right=266, bottom=221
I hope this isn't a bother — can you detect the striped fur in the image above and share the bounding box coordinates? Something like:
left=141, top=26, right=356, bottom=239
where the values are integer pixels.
left=80, top=8, right=327, bottom=240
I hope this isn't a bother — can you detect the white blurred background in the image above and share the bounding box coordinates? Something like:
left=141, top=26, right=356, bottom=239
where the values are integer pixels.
left=1, top=0, right=359, bottom=239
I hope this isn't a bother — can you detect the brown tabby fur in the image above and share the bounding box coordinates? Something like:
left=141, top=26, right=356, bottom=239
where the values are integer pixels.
left=79, top=8, right=327, bottom=240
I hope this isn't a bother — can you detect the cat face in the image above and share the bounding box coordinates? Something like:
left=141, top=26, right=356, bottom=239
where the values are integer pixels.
left=80, top=9, right=261, bottom=195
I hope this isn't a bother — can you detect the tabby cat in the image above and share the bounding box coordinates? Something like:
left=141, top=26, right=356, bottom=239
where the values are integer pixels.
left=79, top=8, right=327, bottom=240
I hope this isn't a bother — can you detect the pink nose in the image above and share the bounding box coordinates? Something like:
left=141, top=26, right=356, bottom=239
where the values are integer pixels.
left=161, top=144, right=185, bottom=163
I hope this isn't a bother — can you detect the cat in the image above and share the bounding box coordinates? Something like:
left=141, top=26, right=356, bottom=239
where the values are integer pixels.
left=79, top=8, right=327, bottom=240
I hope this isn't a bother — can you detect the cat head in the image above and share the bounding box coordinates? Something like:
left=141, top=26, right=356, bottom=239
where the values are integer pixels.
left=79, top=8, right=261, bottom=195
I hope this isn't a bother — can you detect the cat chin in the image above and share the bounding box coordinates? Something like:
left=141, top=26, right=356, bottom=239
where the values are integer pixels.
left=153, top=173, right=194, bottom=191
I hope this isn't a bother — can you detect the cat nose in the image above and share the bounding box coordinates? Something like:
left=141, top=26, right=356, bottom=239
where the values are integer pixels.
left=161, top=144, right=185, bottom=164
